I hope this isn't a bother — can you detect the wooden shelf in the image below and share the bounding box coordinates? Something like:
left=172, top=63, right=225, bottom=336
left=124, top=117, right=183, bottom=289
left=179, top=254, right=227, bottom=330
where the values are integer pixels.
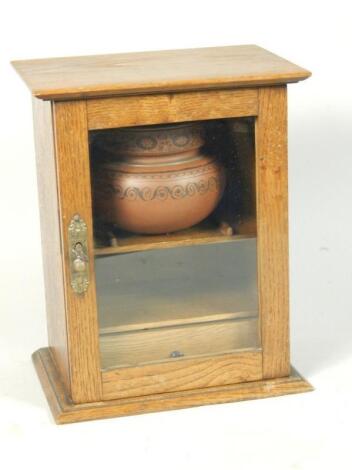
left=94, top=219, right=256, bottom=256
left=100, top=312, right=259, bottom=369
left=100, top=310, right=257, bottom=335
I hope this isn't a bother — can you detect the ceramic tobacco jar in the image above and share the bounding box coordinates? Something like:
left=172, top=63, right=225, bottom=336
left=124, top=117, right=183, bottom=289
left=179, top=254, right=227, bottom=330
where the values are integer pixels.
left=93, top=122, right=225, bottom=234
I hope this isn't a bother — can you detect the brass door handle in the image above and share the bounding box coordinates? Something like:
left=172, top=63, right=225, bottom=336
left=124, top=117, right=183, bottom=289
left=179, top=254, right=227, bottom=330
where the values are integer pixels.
left=72, top=243, right=87, bottom=271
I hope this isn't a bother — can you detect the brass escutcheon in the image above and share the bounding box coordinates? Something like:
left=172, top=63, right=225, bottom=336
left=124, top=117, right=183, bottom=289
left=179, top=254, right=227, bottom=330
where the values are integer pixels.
left=68, top=214, right=89, bottom=294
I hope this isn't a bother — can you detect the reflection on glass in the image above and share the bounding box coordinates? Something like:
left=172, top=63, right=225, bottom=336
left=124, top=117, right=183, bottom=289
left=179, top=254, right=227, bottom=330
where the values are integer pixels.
left=89, top=117, right=259, bottom=370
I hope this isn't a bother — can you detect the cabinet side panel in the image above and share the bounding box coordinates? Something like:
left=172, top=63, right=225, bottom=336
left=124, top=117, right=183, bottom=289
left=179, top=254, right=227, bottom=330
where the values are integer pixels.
left=256, top=86, right=290, bottom=378
left=53, top=100, right=102, bottom=403
left=32, top=98, right=70, bottom=392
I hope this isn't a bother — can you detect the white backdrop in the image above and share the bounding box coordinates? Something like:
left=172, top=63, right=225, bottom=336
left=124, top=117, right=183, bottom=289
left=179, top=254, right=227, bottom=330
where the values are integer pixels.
left=1, top=1, right=352, bottom=469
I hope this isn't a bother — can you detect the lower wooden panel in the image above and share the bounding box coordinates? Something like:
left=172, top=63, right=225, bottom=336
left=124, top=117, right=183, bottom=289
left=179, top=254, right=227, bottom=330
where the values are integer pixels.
left=33, top=348, right=313, bottom=424
left=102, top=350, right=262, bottom=400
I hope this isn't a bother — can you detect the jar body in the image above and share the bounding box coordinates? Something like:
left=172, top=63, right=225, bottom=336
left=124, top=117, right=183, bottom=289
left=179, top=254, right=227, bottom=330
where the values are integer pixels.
left=93, top=123, right=225, bottom=234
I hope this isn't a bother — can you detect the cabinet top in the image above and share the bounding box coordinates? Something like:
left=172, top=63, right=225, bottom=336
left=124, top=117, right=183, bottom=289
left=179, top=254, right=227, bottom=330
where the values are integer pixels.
left=12, top=45, right=310, bottom=101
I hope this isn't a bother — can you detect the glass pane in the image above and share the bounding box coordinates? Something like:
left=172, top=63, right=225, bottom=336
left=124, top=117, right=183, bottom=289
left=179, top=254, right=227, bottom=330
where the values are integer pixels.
left=89, top=117, right=259, bottom=370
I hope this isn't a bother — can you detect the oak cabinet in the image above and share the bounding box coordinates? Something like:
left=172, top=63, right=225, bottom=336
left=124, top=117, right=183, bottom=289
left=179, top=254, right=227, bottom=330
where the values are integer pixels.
left=13, top=45, right=312, bottom=423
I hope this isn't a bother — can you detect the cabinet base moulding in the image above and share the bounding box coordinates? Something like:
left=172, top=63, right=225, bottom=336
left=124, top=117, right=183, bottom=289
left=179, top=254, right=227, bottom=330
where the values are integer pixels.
left=33, top=347, right=313, bottom=424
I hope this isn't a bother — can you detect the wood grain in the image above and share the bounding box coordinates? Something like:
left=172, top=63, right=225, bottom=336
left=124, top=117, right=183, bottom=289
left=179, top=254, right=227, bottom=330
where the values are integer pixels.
left=87, top=88, right=258, bottom=130
left=100, top=315, right=259, bottom=369
left=255, top=86, right=290, bottom=378
left=53, top=101, right=102, bottom=403
left=33, top=348, right=313, bottom=424
left=12, top=45, right=311, bottom=101
left=23, top=44, right=312, bottom=423
left=102, top=350, right=262, bottom=400
left=32, top=98, right=70, bottom=392
left=95, top=230, right=255, bottom=256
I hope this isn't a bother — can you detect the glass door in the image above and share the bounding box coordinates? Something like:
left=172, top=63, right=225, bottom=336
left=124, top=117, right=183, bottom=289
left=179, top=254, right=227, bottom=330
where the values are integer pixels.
left=88, top=117, right=260, bottom=372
